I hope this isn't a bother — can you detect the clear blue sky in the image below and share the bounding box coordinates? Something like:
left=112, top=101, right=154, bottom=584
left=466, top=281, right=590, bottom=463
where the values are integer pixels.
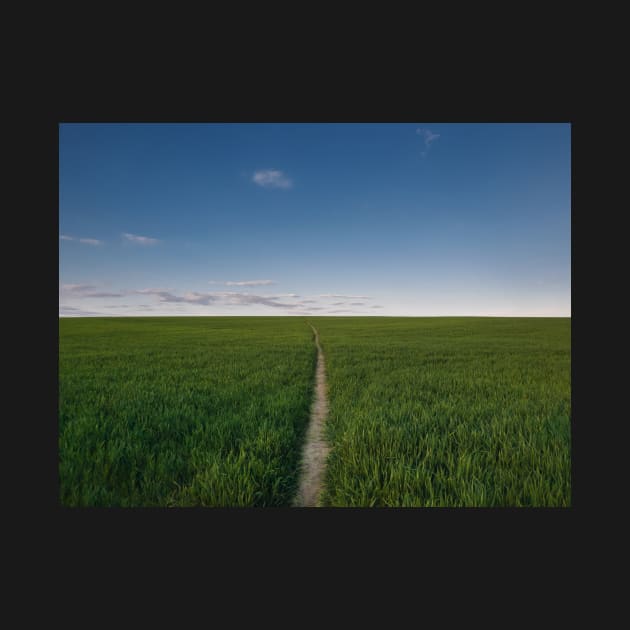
left=59, top=123, right=570, bottom=316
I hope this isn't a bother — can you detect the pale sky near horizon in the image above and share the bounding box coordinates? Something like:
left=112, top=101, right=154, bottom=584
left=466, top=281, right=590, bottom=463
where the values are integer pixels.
left=59, top=123, right=571, bottom=317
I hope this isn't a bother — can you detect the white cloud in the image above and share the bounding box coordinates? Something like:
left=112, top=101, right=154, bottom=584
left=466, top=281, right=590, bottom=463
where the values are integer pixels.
left=61, top=284, right=96, bottom=292
left=134, top=288, right=174, bottom=294
left=416, top=128, right=440, bottom=158
left=132, top=289, right=300, bottom=309
left=60, top=235, right=102, bottom=244
left=122, top=233, right=160, bottom=245
left=318, top=294, right=372, bottom=299
left=226, top=280, right=276, bottom=286
left=213, top=292, right=299, bottom=308
left=210, top=280, right=277, bottom=287
left=60, top=283, right=379, bottom=314
left=416, top=128, right=440, bottom=146
left=252, top=169, right=292, bottom=189
left=59, top=306, right=105, bottom=317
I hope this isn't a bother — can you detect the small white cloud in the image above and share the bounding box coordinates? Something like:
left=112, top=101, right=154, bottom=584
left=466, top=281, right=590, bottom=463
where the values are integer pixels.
left=416, top=128, right=440, bottom=150
left=252, top=169, right=292, bottom=189
left=60, top=284, right=125, bottom=297
left=60, top=235, right=103, bottom=244
left=209, top=279, right=277, bottom=287
left=225, top=280, right=276, bottom=286
left=122, top=233, right=160, bottom=245
left=61, top=284, right=96, bottom=292
left=318, top=294, right=372, bottom=299
left=59, top=306, right=105, bottom=317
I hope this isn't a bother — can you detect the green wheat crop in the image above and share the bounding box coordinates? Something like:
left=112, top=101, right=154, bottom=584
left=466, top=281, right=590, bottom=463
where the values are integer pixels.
left=311, top=317, right=570, bottom=507
left=59, top=317, right=315, bottom=507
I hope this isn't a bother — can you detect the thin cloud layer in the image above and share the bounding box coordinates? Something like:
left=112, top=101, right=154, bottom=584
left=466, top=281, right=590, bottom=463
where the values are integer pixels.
left=61, top=284, right=96, bottom=292
left=210, top=279, right=277, bottom=287
left=60, top=235, right=102, bottom=245
left=60, top=282, right=381, bottom=315
left=122, top=233, right=160, bottom=245
left=61, top=284, right=124, bottom=298
left=131, top=289, right=297, bottom=308
left=59, top=305, right=105, bottom=316
left=319, top=294, right=372, bottom=299
left=252, top=169, right=292, bottom=189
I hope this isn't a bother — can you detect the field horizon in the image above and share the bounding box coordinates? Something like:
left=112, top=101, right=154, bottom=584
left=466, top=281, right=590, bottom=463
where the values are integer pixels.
left=59, top=316, right=571, bottom=507
left=58, top=315, right=571, bottom=319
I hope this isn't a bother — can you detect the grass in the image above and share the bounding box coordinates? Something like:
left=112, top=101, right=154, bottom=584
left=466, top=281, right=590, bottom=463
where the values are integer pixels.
left=312, top=317, right=571, bottom=507
left=59, top=317, right=315, bottom=507
left=59, top=316, right=571, bottom=507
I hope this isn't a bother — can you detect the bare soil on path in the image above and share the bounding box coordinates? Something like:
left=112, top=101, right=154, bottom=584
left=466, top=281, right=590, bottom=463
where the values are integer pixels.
left=293, top=324, right=330, bottom=507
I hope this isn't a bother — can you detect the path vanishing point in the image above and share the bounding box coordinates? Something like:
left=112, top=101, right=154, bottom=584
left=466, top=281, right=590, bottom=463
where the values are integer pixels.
left=293, top=324, right=330, bottom=507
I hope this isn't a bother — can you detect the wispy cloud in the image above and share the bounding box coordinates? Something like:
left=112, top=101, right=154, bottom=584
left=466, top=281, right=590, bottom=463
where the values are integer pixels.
left=130, top=289, right=299, bottom=309
left=219, top=292, right=299, bottom=308
left=416, top=128, right=440, bottom=157
left=60, top=235, right=102, bottom=245
left=133, top=289, right=214, bottom=304
left=61, top=284, right=126, bottom=298
left=252, top=169, right=292, bottom=189
left=61, top=284, right=97, bottom=293
left=210, top=279, right=277, bottom=287
left=122, top=233, right=160, bottom=245
left=59, top=305, right=105, bottom=317
left=61, top=282, right=378, bottom=314
left=331, top=300, right=365, bottom=307
left=319, top=294, right=372, bottom=299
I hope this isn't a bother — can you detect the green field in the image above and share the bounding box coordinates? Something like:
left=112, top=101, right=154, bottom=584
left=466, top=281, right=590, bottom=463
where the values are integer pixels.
left=315, top=317, right=571, bottom=507
left=59, top=317, right=315, bottom=506
left=59, top=316, right=571, bottom=507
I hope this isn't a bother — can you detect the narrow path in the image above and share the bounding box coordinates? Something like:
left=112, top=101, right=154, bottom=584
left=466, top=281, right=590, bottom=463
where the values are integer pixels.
left=293, top=324, right=330, bottom=507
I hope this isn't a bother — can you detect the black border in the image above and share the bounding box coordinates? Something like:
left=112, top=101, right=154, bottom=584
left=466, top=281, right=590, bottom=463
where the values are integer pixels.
left=28, top=91, right=588, bottom=569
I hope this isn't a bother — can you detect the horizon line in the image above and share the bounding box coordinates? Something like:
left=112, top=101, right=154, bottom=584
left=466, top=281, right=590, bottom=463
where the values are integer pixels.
left=59, top=314, right=571, bottom=319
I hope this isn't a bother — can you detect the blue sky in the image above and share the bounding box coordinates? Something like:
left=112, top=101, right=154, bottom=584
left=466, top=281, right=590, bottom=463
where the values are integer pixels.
left=59, top=123, right=570, bottom=317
